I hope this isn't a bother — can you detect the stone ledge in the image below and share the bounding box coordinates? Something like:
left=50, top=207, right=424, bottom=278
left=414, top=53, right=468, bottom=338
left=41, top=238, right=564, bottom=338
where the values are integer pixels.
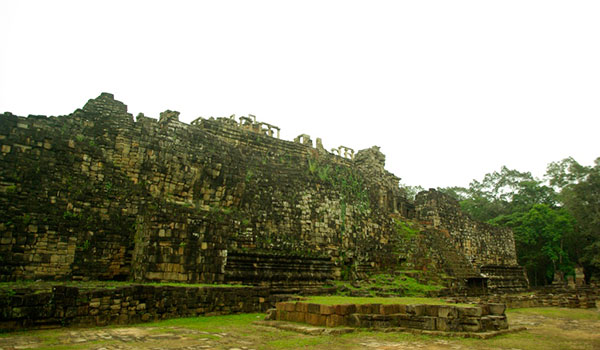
left=271, top=302, right=509, bottom=332
left=0, top=284, right=292, bottom=332
left=254, top=320, right=355, bottom=335
left=376, top=325, right=528, bottom=339
left=254, top=320, right=527, bottom=339
left=449, top=290, right=598, bottom=310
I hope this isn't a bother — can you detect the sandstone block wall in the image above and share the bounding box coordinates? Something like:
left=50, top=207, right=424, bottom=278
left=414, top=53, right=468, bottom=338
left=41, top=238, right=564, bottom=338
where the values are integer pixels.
left=414, top=190, right=528, bottom=292
left=0, top=93, right=527, bottom=290
left=0, top=94, right=406, bottom=284
left=454, top=287, right=598, bottom=309
left=0, top=284, right=283, bottom=331
left=272, top=301, right=508, bottom=332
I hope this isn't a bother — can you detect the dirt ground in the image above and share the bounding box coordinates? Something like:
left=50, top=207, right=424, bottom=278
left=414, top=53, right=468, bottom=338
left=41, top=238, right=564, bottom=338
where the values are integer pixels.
left=1, top=308, right=599, bottom=350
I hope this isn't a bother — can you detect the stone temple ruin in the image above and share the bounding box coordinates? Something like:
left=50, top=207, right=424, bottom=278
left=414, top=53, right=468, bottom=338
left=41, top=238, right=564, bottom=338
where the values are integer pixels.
left=0, top=93, right=529, bottom=294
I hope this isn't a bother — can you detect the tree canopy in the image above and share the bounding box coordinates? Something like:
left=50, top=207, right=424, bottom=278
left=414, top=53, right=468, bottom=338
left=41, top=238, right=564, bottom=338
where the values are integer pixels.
left=438, top=156, right=600, bottom=285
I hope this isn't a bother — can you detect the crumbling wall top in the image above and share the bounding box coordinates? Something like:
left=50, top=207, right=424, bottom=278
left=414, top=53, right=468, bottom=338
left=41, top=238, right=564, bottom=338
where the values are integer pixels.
left=355, top=146, right=386, bottom=169
left=82, top=92, right=132, bottom=121
left=159, top=110, right=180, bottom=123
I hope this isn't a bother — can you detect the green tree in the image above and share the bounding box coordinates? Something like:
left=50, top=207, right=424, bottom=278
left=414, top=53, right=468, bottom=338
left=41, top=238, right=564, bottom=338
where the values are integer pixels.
left=546, top=157, right=591, bottom=189
left=442, top=166, right=557, bottom=222
left=547, top=157, right=600, bottom=281
left=436, top=186, right=469, bottom=201
left=439, top=158, right=600, bottom=283
left=399, top=183, right=424, bottom=200
left=493, top=204, right=575, bottom=285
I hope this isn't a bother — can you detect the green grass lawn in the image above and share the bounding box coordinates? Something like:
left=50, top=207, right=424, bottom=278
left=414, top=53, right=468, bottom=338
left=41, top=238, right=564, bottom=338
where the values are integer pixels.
left=303, top=295, right=467, bottom=306
left=507, top=307, right=600, bottom=320
left=1, top=306, right=598, bottom=350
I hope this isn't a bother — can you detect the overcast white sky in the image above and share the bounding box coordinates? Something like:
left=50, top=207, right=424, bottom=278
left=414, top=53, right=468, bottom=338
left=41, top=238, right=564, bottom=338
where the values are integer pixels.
left=1, top=1, right=598, bottom=189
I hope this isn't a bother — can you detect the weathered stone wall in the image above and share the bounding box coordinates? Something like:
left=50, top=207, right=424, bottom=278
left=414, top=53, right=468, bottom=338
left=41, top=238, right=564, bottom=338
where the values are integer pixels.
left=451, top=286, right=598, bottom=309
left=0, top=96, right=139, bottom=281
left=0, top=284, right=283, bottom=331
left=415, top=190, right=518, bottom=267
left=482, top=293, right=596, bottom=309
left=0, top=93, right=405, bottom=284
left=414, top=190, right=528, bottom=292
left=271, top=301, right=508, bottom=332
left=0, top=93, right=526, bottom=289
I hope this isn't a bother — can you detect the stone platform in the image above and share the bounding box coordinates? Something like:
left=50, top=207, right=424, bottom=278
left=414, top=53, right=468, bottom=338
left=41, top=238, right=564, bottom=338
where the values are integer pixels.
left=268, top=301, right=509, bottom=332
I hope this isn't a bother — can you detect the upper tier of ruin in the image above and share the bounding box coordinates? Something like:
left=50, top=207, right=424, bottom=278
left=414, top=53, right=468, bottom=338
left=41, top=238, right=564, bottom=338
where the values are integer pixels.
left=0, top=93, right=528, bottom=293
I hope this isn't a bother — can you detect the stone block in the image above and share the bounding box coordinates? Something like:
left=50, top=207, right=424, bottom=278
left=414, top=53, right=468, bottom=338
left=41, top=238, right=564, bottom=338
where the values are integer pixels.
left=295, top=302, right=308, bottom=313
left=482, top=315, right=508, bottom=330
left=326, top=314, right=344, bottom=327
left=423, top=316, right=437, bottom=331
left=307, top=303, right=321, bottom=314
left=406, top=304, right=425, bottom=316
left=332, top=314, right=347, bottom=327
left=276, top=309, right=285, bottom=320
left=334, top=304, right=356, bottom=315
left=320, top=304, right=334, bottom=315
left=352, top=314, right=372, bottom=328
left=395, top=314, right=424, bottom=328
left=478, top=304, right=490, bottom=316
left=437, top=305, right=458, bottom=318
left=425, top=305, right=439, bottom=316
left=347, top=314, right=361, bottom=327
left=436, top=317, right=451, bottom=331
left=488, top=303, right=506, bottom=315
left=460, top=317, right=482, bottom=332
left=357, top=304, right=371, bottom=314
left=289, top=311, right=306, bottom=323
left=305, top=312, right=322, bottom=326
left=458, top=306, right=483, bottom=317
left=380, top=304, right=400, bottom=315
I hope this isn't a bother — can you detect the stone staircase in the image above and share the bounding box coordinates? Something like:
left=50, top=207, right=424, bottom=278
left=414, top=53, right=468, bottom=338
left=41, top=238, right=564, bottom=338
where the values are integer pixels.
left=426, top=229, right=480, bottom=281
left=224, top=251, right=336, bottom=288
left=480, top=265, right=529, bottom=293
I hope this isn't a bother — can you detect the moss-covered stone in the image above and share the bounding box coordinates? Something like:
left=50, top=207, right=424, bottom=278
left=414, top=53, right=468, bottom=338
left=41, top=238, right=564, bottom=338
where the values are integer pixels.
left=0, top=93, right=526, bottom=292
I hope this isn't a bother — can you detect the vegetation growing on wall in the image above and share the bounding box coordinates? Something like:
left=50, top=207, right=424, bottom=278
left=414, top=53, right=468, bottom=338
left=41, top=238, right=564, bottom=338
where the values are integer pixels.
left=307, top=153, right=370, bottom=213
left=330, top=272, right=443, bottom=297
left=393, top=218, right=420, bottom=240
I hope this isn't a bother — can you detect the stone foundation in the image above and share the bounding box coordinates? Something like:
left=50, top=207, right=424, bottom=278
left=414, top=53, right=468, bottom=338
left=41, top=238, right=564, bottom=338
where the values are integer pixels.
left=0, top=284, right=289, bottom=332
left=271, top=301, right=508, bottom=332
left=452, top=290, right=598, bottom=309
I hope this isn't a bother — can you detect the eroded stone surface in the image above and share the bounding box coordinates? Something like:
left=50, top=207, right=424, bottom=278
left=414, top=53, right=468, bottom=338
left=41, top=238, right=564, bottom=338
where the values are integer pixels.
left=0, top=93, right=525, bottom=293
